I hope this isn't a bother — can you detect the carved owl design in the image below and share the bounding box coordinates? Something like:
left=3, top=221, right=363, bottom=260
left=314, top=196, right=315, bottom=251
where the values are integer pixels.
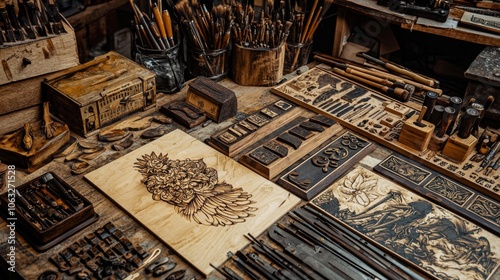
left=134, top=152, right=257, bottom=226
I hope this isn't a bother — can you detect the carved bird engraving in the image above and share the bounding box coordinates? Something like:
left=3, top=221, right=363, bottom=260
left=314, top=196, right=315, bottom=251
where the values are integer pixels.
left=134, top=152, right=257, bottom=226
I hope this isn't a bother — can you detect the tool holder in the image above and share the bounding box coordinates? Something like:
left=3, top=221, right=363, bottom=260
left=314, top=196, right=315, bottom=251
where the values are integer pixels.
left=442, top=133, right=478, bottom=163
left=398, top=114, right=435, bottom=151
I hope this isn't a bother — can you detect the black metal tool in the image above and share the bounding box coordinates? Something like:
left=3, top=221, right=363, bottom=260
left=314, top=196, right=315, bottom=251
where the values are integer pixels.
left=457, top=108, right=479, bottom=139
left=40, top=173, right=82, bottom=211
left=227, top=251, right=261, bottom=280
left=330, top=102, right=349, bottom=114
left=325, top=101, right=343, bottom=112
left=446, top=96, right=462, bottom=135
left=436, top=107, right=455, bottom=138
left=15, top=189, right=51, bottom=229
left=473, top=95, right=495, bottom=136
left=428, top=105, right=444, bottom=126
left=422, top=91, right=438, bottom=121
left=477, top=141, right=500, bottom=172
left=485, top=154, right=500, bottom=176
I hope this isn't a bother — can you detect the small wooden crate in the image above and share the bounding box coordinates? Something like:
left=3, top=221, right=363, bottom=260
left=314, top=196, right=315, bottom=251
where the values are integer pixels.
left=43, top=51, right=156, bottom=137
left=442, top=133, right=478, bottom=163
left=398, top=115, right=435, bottom=151
left=0, top=20, right=79, bottom=85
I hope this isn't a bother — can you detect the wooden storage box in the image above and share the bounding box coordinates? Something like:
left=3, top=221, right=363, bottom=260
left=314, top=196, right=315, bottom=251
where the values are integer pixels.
left=0, top=172, right=98, bottom=251
left=43, top=51, right=157, bottom=137
left=0, top=20, right=79, bottom=86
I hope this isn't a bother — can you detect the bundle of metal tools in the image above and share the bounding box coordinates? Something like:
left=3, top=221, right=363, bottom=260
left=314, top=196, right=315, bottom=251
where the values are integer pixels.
left=216, top=205, right=426, bottom=280
left=129, top=0, right=177, bottom=50
left=377, top=0, right=451, bottom=22
left=314, top=52, right=442, bottom=103
left=0, top=0, right=67, bottom=46
left=232, top=1, right=292, bottom=49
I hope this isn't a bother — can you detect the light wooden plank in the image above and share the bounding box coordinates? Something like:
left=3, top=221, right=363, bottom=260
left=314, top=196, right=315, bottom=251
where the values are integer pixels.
left=85, top=129, right=300, bottom=276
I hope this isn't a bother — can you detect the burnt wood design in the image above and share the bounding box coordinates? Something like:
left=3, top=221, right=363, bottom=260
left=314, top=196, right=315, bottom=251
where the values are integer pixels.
left=260, top=108, right=278, bottom=118
left=312, top=167, right=500, bottom=280
left=278, top=132, right=374, bottom=200
left=218, top=132, right=237, bottom=144
left=247, top=114, right=270, bottom=127
left=273, top=100, right=293, bottom=111
left=134, top=152, right=257, bottom=226
left=374, top=154, right=499, bottom=234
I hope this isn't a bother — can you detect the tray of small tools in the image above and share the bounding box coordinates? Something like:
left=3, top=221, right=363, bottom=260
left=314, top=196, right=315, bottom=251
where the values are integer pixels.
left=0, top=172, right=98, bottom=251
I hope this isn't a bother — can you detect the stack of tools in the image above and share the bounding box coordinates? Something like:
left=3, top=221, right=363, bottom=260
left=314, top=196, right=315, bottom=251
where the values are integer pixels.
left=129, top=0, right=177, bottom=50
left=216, top=205, right=426, bottom=280
left=232, top=2, right=291, bottom=49
left=174, top=0, right=233, bottom=79
left=0, top=0, right=67, bottom=46
left=441, top=95, right=495, bottom=162
left=285, top=0, right=333, bottom=72
left=129, top=0, right=184, bottom=93
left=314, top=53, right=442, bottom=102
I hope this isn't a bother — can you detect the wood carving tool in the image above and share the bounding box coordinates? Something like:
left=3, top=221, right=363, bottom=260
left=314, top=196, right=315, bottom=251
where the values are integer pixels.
left=477, top=141, right=500, bottom=172
left=457, top=108, right=479, bottom=139
left=358, top=53, right=439, bottom=88
left=314, top=54, right=443, bottom=95
left=41, top=173, right=81, bottom=211
left=152, top=4, right=170, bottom=48
left=330, top=102, right=349, bottom=114
left=413, top=106, right=428, bottom=128
left=485, top=154, right=500, bottom=176
left=325, top=101, right=343, bottom=112
left=422, top=91, right=439, bottom=121
left=345, top=67, right=415, bottom=96
left=162, top=10, right=175, bottom=47
left=428, top=104, right=444, bottom=126
left=343, top=103, right=370, bottom=119
left=319, top=99, right=335, bottom=109
left=349, top=105, right=375, bottom=122
left=473, top=95, right=495, bottom=136
left=446, top=96, right=463, bottom=135
left=436, top=107, right=454, bottom=138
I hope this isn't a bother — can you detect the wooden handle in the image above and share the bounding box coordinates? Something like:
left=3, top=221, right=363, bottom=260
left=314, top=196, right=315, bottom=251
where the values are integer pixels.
left=163, top=10, right=173, bottom=38
left=385, top=63, right=436, bottom=87
left=332, top=68, right=385, bottom=91
left=484, top=95, right=495, bottom=111
left=418, top=106, right=427, bottom=124
left=437, top=107, right=454, bottom=137
left=301, top=0, right=318, bottom=43
left=153, top=5, right=167, bottom=39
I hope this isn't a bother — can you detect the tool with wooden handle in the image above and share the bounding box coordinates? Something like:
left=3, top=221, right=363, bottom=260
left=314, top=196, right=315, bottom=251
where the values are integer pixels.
left=162, top=10, right=175, bottom=46
left=446, top=96, right=463, bottom=135
left=358, top=53, right=439, bottom=88
left=414, top=106, right=427, bottom=127
left=152, top=3, right=170, bottom=48
left=428, top=105, right=444, bottom=126
left=457, top=108, right=479, bottom=139
left=331, top=68, right=410, bottom=102
left=313, top=54, right=443, bottom=95
left=422, top=91, right=439, bottom=121
left=472, top=95, right=495, bottom=136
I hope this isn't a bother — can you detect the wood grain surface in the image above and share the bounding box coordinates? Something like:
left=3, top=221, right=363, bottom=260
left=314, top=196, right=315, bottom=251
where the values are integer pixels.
left=85, top=129, right=300, bottom=275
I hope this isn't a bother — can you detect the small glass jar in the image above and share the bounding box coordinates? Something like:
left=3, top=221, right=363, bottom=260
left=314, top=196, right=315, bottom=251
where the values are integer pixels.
left=284, top=40, right=313, bottom=74
left=135, top=42, right=185, bottom=94
left=187, top=46, right=229, bottom=81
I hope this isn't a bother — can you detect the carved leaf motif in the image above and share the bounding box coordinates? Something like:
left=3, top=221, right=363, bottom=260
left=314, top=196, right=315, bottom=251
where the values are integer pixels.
left=341, top=175, right=379, bottom=206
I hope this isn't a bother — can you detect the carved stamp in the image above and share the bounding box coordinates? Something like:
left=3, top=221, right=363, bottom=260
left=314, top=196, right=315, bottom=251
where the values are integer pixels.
left=247, top=114, right=270, bottom=127
left=277, top=133, right=302, bottom=149
left=238, top=120, right=257, bottom=132
left=424, top=176, right=474, bottom=206
left=218, top=132, right=237, bottom=144
left=309, top=115, right=336, bottom=127
left=468, top=196, right=499, bottom=226
left=273, top=100, right=292, bottom=111
left=300, top=121, right=325, bottom=132
left=263, top=140, right=288, bottom=157
left=289, top=126, right=314, bottom=140
left=249, top=147, right=279, bottom=166
left=260, top=108, right=279, bottom=118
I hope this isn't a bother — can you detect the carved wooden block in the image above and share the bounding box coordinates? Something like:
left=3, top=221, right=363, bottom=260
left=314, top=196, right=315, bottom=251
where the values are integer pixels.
left=374, top=153, right=499, bottom=234
left=312, top=166, right=500, bottom=280
left=278, top=132, right=375, bottom=200
left=207, top=100, right=302, bottom=157
left=271, top=66, right=500, bottom=201
left=442, top=133, right=478, bottom=163
left=398, top=115, right=435, bottom=152
left=160, top=100, right=207, bottom=128
left=44, top=51, right=156, bottom=137
left=186, top=76, right=237, bottom=123
left=239, top=115, right=342, bottom=179
left=84, top=130, right=300, bottom=276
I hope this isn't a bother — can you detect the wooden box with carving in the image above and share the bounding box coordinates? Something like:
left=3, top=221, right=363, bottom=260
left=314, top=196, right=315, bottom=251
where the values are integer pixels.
left=43, top=51, right=156, bottom=137
left=0, top=20, right=78, bottom=86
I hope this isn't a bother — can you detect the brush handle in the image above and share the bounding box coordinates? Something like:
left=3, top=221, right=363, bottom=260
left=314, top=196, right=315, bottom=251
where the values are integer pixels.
left=436, top=107, right=455, bottom=138
left=417, top=106, right=427, bottom=124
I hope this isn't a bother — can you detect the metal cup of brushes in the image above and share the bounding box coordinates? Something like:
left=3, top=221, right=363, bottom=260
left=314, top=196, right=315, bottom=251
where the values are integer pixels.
left=175, top=1, right=232, bottom=81
left=284, top=0, right=334, bottom=73
left=130, top=3, right=185, bottom=93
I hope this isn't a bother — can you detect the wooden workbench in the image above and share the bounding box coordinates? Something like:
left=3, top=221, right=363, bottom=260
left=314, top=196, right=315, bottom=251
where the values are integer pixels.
left=1, top=73, right=499, bottom=280
left=332, top=0, right=500, bottom=56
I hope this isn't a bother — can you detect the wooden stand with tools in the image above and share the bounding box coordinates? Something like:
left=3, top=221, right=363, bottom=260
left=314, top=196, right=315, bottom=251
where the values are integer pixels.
left=398, top=107, right=435, bottom=152
left=442, top=133, right=478, bottom=163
